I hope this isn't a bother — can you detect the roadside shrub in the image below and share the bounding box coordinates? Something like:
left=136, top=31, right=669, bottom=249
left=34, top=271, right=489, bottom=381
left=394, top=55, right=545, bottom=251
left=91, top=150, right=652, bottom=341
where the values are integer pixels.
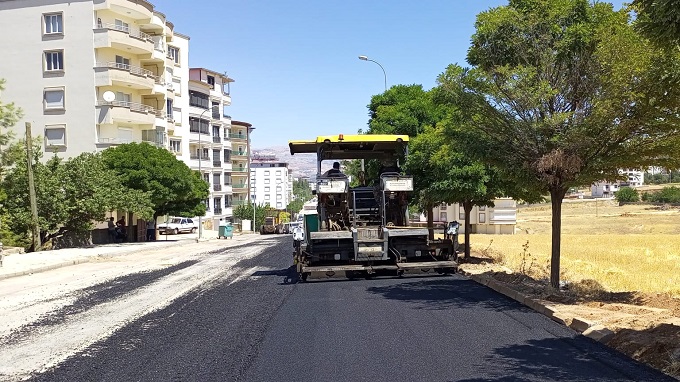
left=615, top=187, right=639, bottom=203
left=643, top=186, right=680, bottom=203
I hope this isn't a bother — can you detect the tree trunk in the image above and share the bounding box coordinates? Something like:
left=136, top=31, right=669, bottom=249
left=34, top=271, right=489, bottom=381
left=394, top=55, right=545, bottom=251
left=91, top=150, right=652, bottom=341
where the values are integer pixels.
left=463, top=200, right=473, bottom=259
left=425, top=202, right=434, bottom=240
left=549, top=187, right=568, bottom=289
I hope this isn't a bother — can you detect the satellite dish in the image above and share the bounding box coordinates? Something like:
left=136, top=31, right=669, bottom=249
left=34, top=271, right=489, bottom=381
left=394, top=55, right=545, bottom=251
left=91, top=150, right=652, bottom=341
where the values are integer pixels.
left=102, top=91, right=115, bottom=102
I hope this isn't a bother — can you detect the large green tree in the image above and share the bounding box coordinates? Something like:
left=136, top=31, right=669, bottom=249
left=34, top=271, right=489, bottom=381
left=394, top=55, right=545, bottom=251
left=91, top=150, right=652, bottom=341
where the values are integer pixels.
left=2, top=149, right=152, bottom=249
left=631, top=0, right=680, bottom=49
left=101, top=142, right=209, bottom=219
left=462, top=0, right=680, bottom=288
left=0, top=78, right=24, bottom=246
left=233, top=202, right=272, bottom=231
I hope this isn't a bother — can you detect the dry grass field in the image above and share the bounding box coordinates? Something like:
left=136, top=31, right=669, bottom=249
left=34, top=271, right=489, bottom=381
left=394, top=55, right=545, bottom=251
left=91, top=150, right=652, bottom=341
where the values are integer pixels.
left=470, top=200, right=680, bottom=296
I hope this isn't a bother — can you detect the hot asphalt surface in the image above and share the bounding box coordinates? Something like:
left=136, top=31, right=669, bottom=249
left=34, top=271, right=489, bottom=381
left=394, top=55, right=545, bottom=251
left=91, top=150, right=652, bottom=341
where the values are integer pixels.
left=26, top=236, right=674, bottom=382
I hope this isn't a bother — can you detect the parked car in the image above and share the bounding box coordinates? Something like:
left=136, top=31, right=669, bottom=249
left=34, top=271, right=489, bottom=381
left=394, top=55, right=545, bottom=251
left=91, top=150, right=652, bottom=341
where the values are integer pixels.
left=157, top=217, right=198, bottom=235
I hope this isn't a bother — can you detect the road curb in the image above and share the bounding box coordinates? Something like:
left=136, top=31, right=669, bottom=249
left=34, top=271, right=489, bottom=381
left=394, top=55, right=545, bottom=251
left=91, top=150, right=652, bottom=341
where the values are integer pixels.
left=0, top=238, right=221, bottom=282
left=464, top=270, right=614, bottom=343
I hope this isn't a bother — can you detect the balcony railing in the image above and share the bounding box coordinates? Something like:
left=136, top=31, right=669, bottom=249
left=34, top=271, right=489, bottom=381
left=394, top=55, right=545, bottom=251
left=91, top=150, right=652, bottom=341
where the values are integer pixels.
left=212, top=136, right=221, bottom=143
left=189, top=126, right=210, bottom=135
left=213, top=160, right=222, bottom=167
left=96, top=22, right=153, bottom=42
left=189, top=154, right=210, bottom=160
left=232, top=168, right=248, bottom=173
left=232, top=200, right=247, bottom=206
left=213, top=184, right=222, bottom=191
left=95, top=62, right=158, bottom=80
left=232, top=183, right=247, bottom=189
left=212, top=111, right=220, bottom=119
left=229, top=133, right=247, bottom=140
left=96, top=100, right=156, bottom=114
left=214, top=207, right=223, bottom=214
left=232, top=151, right=247, bottom=157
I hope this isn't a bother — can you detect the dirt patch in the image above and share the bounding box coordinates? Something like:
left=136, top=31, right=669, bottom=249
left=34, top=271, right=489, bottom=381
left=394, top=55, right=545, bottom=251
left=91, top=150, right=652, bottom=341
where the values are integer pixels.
left=459, top=252, right=680, bottom=380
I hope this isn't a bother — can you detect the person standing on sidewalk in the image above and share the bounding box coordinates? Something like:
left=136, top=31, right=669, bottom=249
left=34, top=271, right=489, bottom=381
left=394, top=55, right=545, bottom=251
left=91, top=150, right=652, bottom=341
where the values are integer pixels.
left=107, top=217, right=116, bottom=243
left=146, top=220, right=155, bottom=241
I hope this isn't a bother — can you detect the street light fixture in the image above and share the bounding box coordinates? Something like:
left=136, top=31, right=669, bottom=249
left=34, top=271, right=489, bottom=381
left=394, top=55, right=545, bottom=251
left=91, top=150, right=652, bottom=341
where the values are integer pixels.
left=358, top=55, right=387, bottom=91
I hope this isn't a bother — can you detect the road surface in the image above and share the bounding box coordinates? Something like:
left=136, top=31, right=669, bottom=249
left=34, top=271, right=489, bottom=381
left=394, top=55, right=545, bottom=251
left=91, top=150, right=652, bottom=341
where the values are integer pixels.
left=0, top=236, right=673, bottom=381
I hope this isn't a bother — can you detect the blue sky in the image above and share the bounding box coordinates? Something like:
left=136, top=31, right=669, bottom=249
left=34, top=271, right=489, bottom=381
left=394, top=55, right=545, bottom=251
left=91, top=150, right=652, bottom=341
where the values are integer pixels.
left=155, top=0, right=625, bottom=149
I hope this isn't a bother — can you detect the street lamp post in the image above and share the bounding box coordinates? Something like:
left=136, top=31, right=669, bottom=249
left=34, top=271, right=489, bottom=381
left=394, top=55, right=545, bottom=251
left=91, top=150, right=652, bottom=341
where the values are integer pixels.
left=358, top=55, right=387, bottom=91
left=196, top=105, right=217, bottom=242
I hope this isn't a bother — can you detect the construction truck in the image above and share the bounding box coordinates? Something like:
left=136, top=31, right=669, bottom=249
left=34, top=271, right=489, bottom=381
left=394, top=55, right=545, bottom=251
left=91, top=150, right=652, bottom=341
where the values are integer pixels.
left=289, top=134, right=458, bottom=281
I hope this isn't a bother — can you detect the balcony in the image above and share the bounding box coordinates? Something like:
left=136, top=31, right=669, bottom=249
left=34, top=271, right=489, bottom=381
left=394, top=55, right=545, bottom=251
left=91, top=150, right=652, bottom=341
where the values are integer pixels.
left=213, top=160, right=222, bottom=168
left=232, top=200, right=247, bottom=206
left=94, top=62, right=157, bottom=90
left=94, top=0, right=153, bottom=22
left=96, top=100, right=156, bottom=125
left=212, top=136, right=221, bottom=144
left=232, top=151, right=248, bottom=158
left=190, top=154, right=210, bottom=160
left=94, top=22, right=153, bottom=55
left=232, top=183, right=247, bottom=190
left=213, top=184, right=222, bottom=192
left=214, top=207, right=223, bottom=215
left=229, top=133, right=247, bottom=141
left=231, top=168, right=248, bottom=174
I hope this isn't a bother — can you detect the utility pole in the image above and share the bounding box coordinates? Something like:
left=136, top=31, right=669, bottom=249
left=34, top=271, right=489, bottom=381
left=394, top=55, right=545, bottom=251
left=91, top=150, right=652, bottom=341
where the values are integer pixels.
left=25, top=123, right=40, bottom=252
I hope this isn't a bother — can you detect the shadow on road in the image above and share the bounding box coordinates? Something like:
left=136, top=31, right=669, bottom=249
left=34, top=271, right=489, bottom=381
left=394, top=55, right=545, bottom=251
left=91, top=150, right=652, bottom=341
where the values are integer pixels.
left=455, top=336, right=675, bottom=382
left=366, top=277, right=528, bottom=312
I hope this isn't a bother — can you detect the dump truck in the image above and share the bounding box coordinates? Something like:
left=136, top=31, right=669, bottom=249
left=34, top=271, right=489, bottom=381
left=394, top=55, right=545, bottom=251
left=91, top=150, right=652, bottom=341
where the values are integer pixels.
left=289, top=134, right=458, bottom=281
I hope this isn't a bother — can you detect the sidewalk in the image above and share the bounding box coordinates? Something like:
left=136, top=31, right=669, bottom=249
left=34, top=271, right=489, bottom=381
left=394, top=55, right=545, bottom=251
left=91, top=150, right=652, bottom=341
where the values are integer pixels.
left=0, top=229, right=241, bottom=281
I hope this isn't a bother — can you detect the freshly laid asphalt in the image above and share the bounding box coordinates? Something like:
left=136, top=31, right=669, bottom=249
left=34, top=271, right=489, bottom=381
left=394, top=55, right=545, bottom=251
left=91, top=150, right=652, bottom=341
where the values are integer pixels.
left=26, top=236, right=674, bottom=382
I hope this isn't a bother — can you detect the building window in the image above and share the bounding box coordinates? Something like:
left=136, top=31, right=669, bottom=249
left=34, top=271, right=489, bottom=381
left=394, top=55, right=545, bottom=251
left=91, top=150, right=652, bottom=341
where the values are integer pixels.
left=479, top=213, right=486, bottom=224
left=264, top=187, right=270, bottom=192
left=277, top=202, right=282, bottom=208
left=189, top=91, right=209, bottom=109
left=207, top=75, right=215, bottom=88
left=459, top=206, right=465, bottom=221
left=168, top=46, right=179, bottom=65
left=169, top=139, right=181, bottom=153
left=276, top=170, right=281, bottom=175
left=276, top=186, right=282, bottom=192
left=114, top=19, right=129, bottom=32
left=264, top=170, right=270, bottom=176
left=479, top=206, right=486, bottom=211
left=166, top=99, right=173, bottom=119
left=440, top=212, right=447, bottom=222
left=276, top=194, right=282, bottom=200
left=264, top=194, right=270, bottom=200
left=115, top=55, right=130, bottom=69
left=45, top=124, right=66, bottom=147
left=44, top=88, right=65, bottom=110
left=44, top=13, right=63, bottom=34
left=44, top=50, right=64, bottom=71
left=264, top=179, right=270, bottom=184
left=189, top=117, right=209, bottom=134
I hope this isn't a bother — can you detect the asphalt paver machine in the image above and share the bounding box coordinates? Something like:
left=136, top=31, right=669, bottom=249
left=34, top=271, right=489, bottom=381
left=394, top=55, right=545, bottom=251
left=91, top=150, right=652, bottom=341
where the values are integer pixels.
left=289, top=134, right=458, bottom=281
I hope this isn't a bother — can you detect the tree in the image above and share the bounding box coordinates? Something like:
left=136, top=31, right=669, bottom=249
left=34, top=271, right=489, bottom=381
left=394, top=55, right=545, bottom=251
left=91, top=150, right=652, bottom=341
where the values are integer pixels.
left=233, top=202, right=271, bottom=230
left=292, top=178, right=312, bottom=202
left=615, top=187, right=639, bottom=203
left=463, top=0, right=680, bottom=288
left=0, top=78, right=23, bottom=246
left=2, top=149, right=152, bottom=249
left=101, top=143, right=209, bottom=219
left=631, top=0, right=680, bottom=49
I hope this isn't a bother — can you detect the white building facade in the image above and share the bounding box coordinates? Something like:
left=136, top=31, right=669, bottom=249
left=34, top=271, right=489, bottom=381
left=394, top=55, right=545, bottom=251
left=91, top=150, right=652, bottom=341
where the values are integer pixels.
left=427, top=198, right=518, bottom=235
left=250, top=154, right=292, bottom=210
left=591, top=168, right=645, bottom=198
left=0, top=0, right=237, bottom=229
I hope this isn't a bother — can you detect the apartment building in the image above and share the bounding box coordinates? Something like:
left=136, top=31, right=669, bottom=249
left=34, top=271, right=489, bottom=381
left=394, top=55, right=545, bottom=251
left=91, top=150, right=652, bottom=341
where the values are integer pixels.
left=591, top=168, right=645, bottom=198
left=181, top=68, right=234, bottom=227
left=0, top=0, right=239, bottom=228
left=231, top=120, right=254, bottom=208
left=250, top=153, right=292, bottom=210
left=0, top=0, right=180, bottom=156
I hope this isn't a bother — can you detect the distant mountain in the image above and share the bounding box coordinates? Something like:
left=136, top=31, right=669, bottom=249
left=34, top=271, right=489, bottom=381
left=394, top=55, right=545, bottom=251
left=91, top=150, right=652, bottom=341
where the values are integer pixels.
left=253, top=145, right=319, bottom=179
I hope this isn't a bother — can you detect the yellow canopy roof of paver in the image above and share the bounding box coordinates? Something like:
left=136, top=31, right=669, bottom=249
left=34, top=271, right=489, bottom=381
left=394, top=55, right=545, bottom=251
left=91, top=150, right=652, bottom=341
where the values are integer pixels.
left=289, top=134, right=409, bottom=160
